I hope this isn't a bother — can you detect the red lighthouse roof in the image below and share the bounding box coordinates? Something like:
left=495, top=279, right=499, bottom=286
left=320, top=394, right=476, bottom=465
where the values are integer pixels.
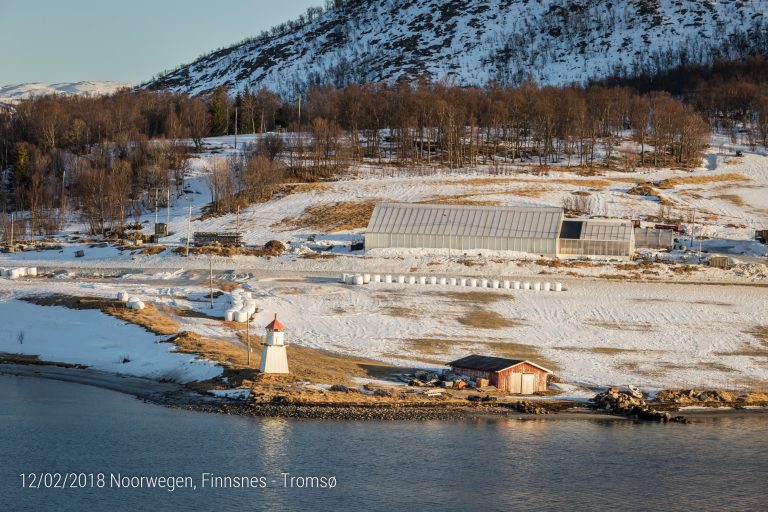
left=265, top=313, right=286, bottom=331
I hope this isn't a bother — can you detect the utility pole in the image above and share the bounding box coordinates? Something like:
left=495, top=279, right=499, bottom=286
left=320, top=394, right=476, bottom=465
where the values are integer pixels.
left=297, top=95, right=301, bottom=127
left=154, top=188, right=159, bottom=225
left=236, top=205, right=240, bottom=234
left=246, top=318, right=251, bottom=366
left=9, top=212, right=13, bottom=249
left=166, top=184, right=171, bottom=229
left=690, top=207, right=696, bottom=250
left=443, top=212, right=452, bottom=262
left=209, top=257, right=214, bottom=309
left=185, top=205, right=192, bottom=257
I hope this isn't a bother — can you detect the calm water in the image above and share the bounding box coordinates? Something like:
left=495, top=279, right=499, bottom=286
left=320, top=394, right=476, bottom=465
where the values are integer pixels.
left=1, top=375, right=766, bottom=512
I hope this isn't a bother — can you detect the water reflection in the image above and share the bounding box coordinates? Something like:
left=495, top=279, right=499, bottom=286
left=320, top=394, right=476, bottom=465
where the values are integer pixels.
left=258, top=417, right=290, bottom=468
left=1, top=376, right=766, bottom=512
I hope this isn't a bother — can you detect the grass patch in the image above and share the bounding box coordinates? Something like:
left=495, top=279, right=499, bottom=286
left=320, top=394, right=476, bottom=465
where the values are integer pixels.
left=718, top=193, right=745, bottom=207
left=405, top=338, right=477, bottom=355
left=280, top=201, right=377, bottom=232
left=747, top=326, right=768, bottom=346
left=433, top=177, right=610, bottom=189
left=551, top=178, right=611, bottom=189
left=281, top=182, right=333, bottom=195
left=109, top=303, right=180, bottom=335
left=671, top=265, right=701, bottom=274
left=300, top=253, right=338, bottom=260
left=173, top=307, right=221, bottom=320
left=691, top=300, right=733, bottom=307
left=627, top=182, right=659, bottom=197
left=423, top=290, right=508, bottom=304
left=555, top=346, right=662, bottom=355
left=457, top=309, right=522, bottom=329
left=657, top=173, right=749, bottom=189
left=383, top=306, right=419, bottom=319
left=213, top=280, right=241, bottom=292
left=714, top=345, right=768, bottom=358
left=586, top=320, right=654, bottom=332
left=422, top=195, right=506, bottom=205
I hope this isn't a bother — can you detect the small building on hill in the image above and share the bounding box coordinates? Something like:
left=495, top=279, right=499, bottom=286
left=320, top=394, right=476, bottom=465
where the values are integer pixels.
left=447, top=355, right=553, bottom=394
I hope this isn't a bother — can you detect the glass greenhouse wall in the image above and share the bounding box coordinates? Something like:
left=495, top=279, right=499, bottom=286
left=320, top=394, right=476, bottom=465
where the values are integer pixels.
left=365, top=232, right=558, bottom=255
left=558, top=239, right=634, bottom=258
left=558, top=220, right=636, bottom=259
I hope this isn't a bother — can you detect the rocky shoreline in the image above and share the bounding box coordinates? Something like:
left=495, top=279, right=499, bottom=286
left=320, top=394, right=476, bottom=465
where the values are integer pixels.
left=3, top=363, right=767, bottom=423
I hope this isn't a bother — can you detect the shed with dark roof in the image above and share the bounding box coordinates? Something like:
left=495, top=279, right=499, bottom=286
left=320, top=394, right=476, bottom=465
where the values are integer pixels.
left=447, top=355, right=553, bottom=393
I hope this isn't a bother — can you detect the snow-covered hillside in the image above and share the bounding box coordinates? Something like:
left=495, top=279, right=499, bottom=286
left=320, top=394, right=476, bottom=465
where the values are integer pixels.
left=145, top=0, right=768, bottom=96
left=0, top=81, right=131, bottom=104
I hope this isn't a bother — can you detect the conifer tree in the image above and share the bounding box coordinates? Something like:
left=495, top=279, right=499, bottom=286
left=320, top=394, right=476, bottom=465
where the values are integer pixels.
left=209, top=86, right=231, bottom=135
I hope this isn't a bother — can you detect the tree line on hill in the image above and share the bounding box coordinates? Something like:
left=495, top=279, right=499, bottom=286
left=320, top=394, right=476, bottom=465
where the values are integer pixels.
left=2, top=56, right=768, bottom=235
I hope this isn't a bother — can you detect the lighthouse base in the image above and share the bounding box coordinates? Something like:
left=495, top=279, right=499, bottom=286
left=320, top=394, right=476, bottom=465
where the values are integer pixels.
left=259, top=345, right=289, bottom=374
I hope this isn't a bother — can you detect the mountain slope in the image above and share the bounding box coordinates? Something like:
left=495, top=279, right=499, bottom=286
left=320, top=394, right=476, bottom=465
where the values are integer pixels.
left=0, top=81, right=132, bottom=104
left=146, top=0, right=768, bottom=96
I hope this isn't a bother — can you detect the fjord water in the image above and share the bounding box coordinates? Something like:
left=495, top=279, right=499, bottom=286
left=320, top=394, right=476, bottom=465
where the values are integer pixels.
left=1, top=375, right=766, bottom=512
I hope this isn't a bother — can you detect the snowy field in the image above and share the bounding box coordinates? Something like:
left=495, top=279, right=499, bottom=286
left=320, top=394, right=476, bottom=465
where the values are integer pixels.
left=1, top=270, right=765, bottom=392
left=0, top=299, right=220, bottom=383
left=1, top=133, right=767, bottom=393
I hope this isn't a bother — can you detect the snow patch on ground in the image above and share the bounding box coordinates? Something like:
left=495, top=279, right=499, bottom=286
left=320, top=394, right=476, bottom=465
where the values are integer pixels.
left=0, top=300, right=220, bottom=383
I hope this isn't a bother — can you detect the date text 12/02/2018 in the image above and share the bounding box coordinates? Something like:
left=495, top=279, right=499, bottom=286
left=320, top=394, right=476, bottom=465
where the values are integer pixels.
left=19, top=472, right=337, bottom=491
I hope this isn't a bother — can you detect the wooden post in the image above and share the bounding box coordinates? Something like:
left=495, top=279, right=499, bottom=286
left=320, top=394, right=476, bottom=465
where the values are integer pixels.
left=166, top=184, right=171, bottom=229
left=246, top=319, right=251, bottom=366
left=209, top=257, right=214, bottom=309
left=185, top=205, right=192, bottom=257
left=690, top=207, right=696, bottom=248
left=9, top=212, right=13, bottom=248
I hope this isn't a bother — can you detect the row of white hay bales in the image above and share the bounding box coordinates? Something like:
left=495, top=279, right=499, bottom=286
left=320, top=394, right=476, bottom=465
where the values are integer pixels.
left=340, top=273, right=564, bottom=292
left=116, top=291, right=145, bottom=310
left=0, top=267, right=38, bottom=279
left=224, top=289, right=257, bottom=322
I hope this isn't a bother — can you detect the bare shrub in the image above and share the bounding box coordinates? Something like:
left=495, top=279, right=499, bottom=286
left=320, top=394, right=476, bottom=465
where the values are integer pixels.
left=562, top=194, right=593, bottom=216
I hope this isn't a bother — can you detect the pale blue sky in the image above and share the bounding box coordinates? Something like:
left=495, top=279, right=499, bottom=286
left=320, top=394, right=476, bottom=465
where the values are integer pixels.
left=0, top=0, right=321, bottom=84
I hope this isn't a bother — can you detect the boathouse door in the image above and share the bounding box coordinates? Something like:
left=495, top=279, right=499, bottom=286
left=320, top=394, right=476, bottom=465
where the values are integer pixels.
left=507, top=373, right=522, bottom=393
left=521, top=374, right=535, bottom=395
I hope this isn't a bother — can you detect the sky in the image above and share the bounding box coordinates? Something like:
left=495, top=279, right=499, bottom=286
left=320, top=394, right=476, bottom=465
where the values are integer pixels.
left=0, top=0, right=321, bottom=85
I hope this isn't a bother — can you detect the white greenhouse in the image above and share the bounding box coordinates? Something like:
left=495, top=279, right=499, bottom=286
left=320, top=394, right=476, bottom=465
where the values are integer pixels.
left=365, top=203, right=564, bottom=257
left=365, top=203, right=636, bottom=260
left=558, top=219, right=636, bottom=259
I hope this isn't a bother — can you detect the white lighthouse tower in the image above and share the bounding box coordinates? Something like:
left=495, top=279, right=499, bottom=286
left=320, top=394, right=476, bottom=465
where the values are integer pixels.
left=259, top=313, right=289, bottom=374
